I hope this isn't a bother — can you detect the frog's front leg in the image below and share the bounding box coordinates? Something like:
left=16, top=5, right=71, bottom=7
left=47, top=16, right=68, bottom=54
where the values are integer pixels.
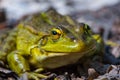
left=7, top=50, right=47, bottom=80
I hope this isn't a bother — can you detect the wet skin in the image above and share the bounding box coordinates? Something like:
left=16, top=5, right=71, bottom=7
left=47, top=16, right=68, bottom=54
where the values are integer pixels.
left=0, top=10, right=104, bottom=79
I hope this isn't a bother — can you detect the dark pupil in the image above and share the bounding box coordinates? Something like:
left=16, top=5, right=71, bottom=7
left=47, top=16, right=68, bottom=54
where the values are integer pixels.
left=52, top=31, right=57, bottom=35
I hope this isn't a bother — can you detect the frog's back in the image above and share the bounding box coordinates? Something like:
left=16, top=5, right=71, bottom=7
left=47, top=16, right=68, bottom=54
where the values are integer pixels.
left=24, top=9, right=77, bottom=32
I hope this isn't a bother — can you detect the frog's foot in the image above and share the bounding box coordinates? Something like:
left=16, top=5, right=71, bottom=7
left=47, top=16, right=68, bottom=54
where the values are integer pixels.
left=105, top=40, right=120, bottom=47
left=27, top=72, right=48, bottom=80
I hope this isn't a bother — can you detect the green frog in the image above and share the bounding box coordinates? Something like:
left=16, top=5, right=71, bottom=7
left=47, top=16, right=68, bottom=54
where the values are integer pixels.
left=0, top=10, right=104, bottom=80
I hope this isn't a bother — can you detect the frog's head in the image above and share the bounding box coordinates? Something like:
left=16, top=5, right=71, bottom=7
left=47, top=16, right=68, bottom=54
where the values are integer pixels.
left=29, top=23, right=97, bottom=68
left=39, top=23, right=96, bottom=54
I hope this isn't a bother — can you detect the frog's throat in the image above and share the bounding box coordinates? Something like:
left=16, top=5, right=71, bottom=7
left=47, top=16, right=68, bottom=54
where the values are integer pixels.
left=79, top=42, right=97, bottom=57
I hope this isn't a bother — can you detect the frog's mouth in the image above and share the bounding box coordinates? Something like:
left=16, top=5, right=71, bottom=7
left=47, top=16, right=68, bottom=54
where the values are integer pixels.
left=40, top=43, right=97, bottom=69
left=45, top=42, right=97, bottom=57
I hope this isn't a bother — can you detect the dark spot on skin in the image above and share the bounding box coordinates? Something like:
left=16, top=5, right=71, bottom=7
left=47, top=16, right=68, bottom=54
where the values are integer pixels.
left=14, top=61, right=19, bottom=66
left=87, top=26, right=90, bottom=30
left=82, top=34, right=87, bottom=41
left=57, top=25, right=77, bottom=40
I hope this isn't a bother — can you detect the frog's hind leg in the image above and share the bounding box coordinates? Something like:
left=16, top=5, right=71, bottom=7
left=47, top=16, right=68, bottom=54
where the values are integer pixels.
left=0, top=28, right=17, bottom=61
left=7, top=50, right=48, bottom=80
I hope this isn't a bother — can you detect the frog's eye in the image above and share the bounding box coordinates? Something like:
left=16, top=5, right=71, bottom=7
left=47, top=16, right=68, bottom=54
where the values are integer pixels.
left=51, top=28, right=62, bottom=40
left=83, top=24, right=92, bottom=35
left=84, top=24, right=91, bottom=30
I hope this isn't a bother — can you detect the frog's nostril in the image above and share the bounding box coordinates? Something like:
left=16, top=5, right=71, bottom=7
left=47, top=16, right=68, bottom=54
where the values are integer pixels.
left=70, top=36, right=76, bottom=41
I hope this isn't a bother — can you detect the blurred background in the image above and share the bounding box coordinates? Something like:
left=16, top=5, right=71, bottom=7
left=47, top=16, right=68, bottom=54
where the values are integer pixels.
left=0, top=0, right=120, bottom=41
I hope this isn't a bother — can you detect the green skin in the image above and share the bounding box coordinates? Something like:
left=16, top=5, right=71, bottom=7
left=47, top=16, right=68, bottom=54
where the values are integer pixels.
left=0, top=10, right=103, bottom=79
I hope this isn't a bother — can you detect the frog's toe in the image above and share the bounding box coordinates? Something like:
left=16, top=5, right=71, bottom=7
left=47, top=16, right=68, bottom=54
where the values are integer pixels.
left=28, top=74, right=39, bottom=80
left=28, top=72, right=48, bottom=80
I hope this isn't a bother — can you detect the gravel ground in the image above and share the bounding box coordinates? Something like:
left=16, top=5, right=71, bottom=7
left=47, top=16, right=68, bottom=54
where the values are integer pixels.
left=0, top=1, right=120, bottom=80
